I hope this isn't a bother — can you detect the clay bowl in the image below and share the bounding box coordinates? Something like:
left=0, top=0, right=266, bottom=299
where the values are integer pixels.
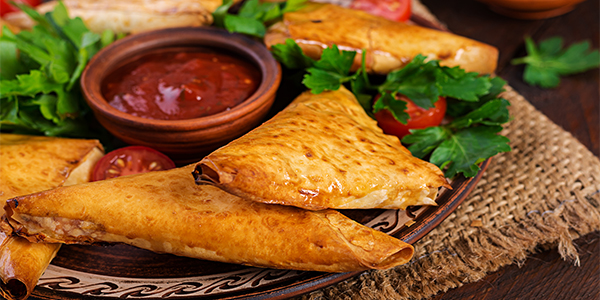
left=81, top=26, right=281, bottom=164
left=475, top=0, right=587, bottom=19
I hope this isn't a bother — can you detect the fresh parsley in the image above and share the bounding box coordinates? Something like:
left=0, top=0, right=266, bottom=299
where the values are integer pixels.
left=269, top=38, right=511, bottom=178
left=0, top=1, right=115, bottom=137
left=372, top=55, right=493, bottom=122
left=402, top=95, right=511, bottom=178
left=303, top=44, right=358, bottom=94
left=212, top=0, right=306, bottom=38
left=511, top=36, right=600, bottom=88
left=271, top=38, right=316, bottom=69
left=375, top=59, right=510, bottom=178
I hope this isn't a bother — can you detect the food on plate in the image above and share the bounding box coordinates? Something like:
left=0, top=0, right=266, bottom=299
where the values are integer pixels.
left=0, top=134, right=103, bottom=300
left=102, top=49, right=261, bottom=120
left=2, top=0, right=221, bottom=34
left=91, top=146, right=175, bottom=181
left=264, top=2, right=498, bottom=74
left=4, top=165, right=414, bottom=273
left=194, top=86, right=450, bottom=211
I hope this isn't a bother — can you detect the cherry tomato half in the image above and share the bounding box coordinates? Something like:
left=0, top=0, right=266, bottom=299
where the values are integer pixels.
left=91, top=146, right=176, bottom=181
left=1, top=0, right=41, bottom=17
left=374, top=95, right=447, bottom=139
left=350, top=0, right=412, bottom=22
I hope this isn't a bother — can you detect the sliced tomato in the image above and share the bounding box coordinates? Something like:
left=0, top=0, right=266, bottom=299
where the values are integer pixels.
left=1, top=0, right=42, bottom=17
left=92, top=146, right=176, bottom=181
left=350, top=0, right=411, bottom=22
left=374, top=95, right=447, bottom=139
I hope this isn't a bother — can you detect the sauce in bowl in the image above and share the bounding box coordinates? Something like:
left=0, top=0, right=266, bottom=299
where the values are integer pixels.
left=102, top=49, right=261, bottom=120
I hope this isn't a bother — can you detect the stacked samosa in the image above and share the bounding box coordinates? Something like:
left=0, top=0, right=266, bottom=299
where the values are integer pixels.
left=5, top=165, right=414, bottom=272
left=195, top=87, right=450, bottom=210
left=0, top=134, right=103, bottom=300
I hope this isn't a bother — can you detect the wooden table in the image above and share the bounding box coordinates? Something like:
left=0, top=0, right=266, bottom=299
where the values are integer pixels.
left=420, top=0, right=600, bottom=299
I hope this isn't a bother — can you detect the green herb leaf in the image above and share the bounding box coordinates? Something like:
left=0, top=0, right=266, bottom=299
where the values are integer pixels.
left=270, top=38, right=315, bottom=69
left=372, top=92, right=409, bottom=123
left=33, top=94, right=59, bottom=123
left=449, top=98, right=511, bottom=129
left=511, top=36, right=600, bottom=88
left=237, top=0, right=264, bottom=18
left=402, top=97, right=511, bottom=178
left=283, top=0, right=307, bottom=13
left=429, top=126, right=511, bottom=178
left=43, top=36, right=74, bottom=84
left=435, top=67, right=492, bottom=101
left=0, top=2, right=114, bottom=138
left=224, top=14, right=266, bottom=37
left=302, top=44, right=357, bottom=93
left=212, top=0, right=234, bottom=28
left=262, top=3, right=281, bottom=23
left=302, top=68, right=348, bottom=94
left=380, top=55, right=493, bottom=109
left=446, top=76, right=506, bottom=117
left=0, top=33, right=26, bottom=80
left=100, top=29, right=115, bottom=48
left=237, top=0, right=281, bottom=23
left=350, top=52, right=374, bottom=115
left=213, top=0, right=306, bottom=38
left=313, top=44, right=356, bottom=75
left=402, top=126, right=450, bottom=158
left=380, top=55, right=439, bottom=109
left=1, top=70, right=62, bottom=97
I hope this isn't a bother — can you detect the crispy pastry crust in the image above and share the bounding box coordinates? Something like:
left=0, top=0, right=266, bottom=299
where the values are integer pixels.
left=264, top=3, right=498, bottom=74
left=0, top=134, right=103, bottom=300
left=3, top=0, right=220, bottom=34
left=195, top=87, right=450, bottom=211
left=5, top=165, right=414, bottom=273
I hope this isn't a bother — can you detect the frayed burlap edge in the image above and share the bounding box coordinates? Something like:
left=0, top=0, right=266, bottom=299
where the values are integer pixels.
left=296, top=86, right=600, bottom=300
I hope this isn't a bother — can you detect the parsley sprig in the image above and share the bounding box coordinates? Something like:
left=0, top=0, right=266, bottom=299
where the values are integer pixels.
left=212, top=0, right=306, bottom=38
left=0, top=2, right=115, bottom=137
left=370, top=55, right=494, bottom=124
left=511, top=36, right=600, bottom=88
left=271, top=39, right=511, bottom=178
left=402, top=78, right=511, bottom=177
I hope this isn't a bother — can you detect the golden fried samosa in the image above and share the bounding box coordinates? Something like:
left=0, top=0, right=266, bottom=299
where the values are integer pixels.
left=194, top=86, right=450, bottom=211
left=0, top=134, right=103, bottom=300
left=264, top=3, right=498, bottom=74
left=4, top=165, right=414, bottom=273
left=3, top=0, right=225, bottom=34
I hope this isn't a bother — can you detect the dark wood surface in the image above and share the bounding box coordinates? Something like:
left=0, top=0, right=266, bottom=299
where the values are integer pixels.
left=420, top=0, right=600, bottom=299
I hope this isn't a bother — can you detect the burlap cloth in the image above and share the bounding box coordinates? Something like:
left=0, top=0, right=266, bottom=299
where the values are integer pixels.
left=296, top=2, right=600, bottom=299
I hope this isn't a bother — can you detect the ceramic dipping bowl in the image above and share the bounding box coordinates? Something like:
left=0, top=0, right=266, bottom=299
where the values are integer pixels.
left=475, top=0, right=587, bottom=19
left=81, top=26, right=281, bottom=164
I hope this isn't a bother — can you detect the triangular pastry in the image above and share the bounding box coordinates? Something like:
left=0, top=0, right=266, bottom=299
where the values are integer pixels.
left=195, top=87, right=450, bottom=211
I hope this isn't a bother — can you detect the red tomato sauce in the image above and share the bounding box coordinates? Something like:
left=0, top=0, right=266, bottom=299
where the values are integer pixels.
left=102, top=49, right=261, bottom=120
